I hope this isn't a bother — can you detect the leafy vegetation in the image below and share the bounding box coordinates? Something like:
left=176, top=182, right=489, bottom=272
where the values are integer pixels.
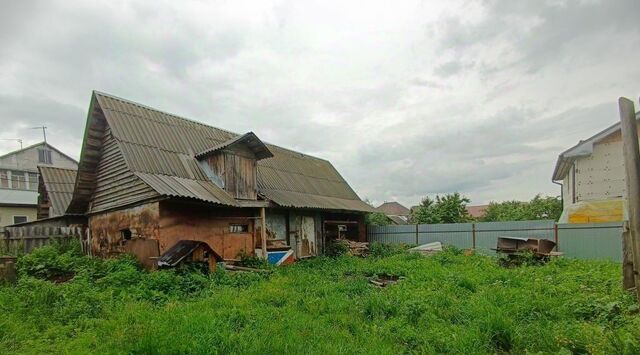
left=365, top=211, right=392, bottom=226
left=411, top=192, right=471, bottom=224
left=482, top=194, right=563, bottom=222
left=1, top=242, right=639, bottom=354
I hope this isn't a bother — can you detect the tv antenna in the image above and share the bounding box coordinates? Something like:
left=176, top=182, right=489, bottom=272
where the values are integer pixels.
left=0, top=139, right=23, bottom=149
left=30, top=126, right=47, bottom=143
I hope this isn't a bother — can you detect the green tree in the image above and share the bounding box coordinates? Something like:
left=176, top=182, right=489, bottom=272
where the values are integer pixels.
left=411, top=192, right=471, bottom=224
left=481, top=194, right=562, bottom=222
left=366, top=212, right=391, bottom=226
left=362, top=198, right=391, bottom=226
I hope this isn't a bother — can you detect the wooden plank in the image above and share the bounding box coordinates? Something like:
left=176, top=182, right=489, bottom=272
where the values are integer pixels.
left=619, top=97, right=640, bottom=298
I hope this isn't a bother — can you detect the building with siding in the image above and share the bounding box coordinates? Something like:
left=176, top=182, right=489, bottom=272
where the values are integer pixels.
left=61, top=91, right=373, bottom=267
left=0, top=142, right=77, bottom=226
left=552, top=112, right=640, bottom=223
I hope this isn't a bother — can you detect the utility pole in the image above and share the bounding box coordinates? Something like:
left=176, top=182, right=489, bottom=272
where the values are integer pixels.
left=619, top=97, right=640, bottom=300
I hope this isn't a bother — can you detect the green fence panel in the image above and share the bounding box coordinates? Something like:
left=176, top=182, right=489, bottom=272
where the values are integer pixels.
left=557, top=222, right=623, bottom=261
left=418, top=223, right=473, bottom=249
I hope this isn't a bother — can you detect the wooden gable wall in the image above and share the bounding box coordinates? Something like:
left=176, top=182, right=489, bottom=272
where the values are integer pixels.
left=205, top=144, right=257, bottom=200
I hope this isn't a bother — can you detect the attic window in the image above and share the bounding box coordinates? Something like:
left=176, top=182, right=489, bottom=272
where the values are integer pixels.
left=38, top=149, right=53, bottom=164
left=121, top=229, right=132, bottom=240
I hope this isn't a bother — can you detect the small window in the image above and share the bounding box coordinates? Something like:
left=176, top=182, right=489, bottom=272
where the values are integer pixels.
left=230, top=224, right=249, bottom=233
left=38, top=149, right=53, bottom=164
left=0, top=170, right=8, bottom=188
left=121, top=229, right=132, bottom=240
left=13, top=216, right=28, bottom=224
left=11, top=171, right=25, bottom=190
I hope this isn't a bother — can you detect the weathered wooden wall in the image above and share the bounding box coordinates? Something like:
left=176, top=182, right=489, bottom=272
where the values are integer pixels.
left=91, top=126, right=158, bottom=213
left=205, top=145, right=257, bottom=200
left=159, top=201, right=255, bottom=261
left=88, top=202, right=160, bottom=262
left=1, top=217, right=87, bottom=254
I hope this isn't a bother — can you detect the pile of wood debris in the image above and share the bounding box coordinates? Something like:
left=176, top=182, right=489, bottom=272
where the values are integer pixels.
left=334, top=239, right=369, bottom=257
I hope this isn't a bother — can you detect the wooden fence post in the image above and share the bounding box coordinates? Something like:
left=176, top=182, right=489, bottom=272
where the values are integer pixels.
left=619, top=97, right=640, bottom=298
left=554, top=223, right=559, bottom=251
left=415, top=224, right=419, bottom=245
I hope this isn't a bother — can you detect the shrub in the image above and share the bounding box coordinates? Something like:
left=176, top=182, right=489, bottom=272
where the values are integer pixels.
left=325, top=239, right=349, bottom=257
left=368, top=242, right=407, bottom=257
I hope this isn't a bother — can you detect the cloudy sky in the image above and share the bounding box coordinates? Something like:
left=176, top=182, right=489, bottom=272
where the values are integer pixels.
left=1, top=0, right=639, bottom=207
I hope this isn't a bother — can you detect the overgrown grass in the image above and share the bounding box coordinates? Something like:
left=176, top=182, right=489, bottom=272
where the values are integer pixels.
left=1, top=242, right=639, bottom=354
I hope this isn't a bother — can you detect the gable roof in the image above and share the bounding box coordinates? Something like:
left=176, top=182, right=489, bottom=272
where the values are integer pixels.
left=195, top=132, right=273, bottom=160
left=552, top=112, right=640, bottom=181
left=67, top=91, right=373, bottom=213
left=0, top=141, right=78, bottom=165
left=376, top=201, right=410, bottom=216
left=38, top=166, right=77, bottom=217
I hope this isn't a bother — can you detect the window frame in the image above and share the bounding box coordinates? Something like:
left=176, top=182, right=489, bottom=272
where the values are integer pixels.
left=229, top=223, right=249, bottom=233
left=11, top=171, right=26, bottom=190
left=0, top=170, right=8, bottom=189
left=13, top=215, right=28, bottom=224
left=38, top=149, right=53, bottom=164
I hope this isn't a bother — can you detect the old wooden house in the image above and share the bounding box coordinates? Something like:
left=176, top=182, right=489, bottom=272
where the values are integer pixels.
left=61, top=91, right=372, bottom=268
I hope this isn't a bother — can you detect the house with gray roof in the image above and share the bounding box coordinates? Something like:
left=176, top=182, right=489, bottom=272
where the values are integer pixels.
left=0, top=142, right=77, bottom=226
left=62, top=91, right=373, bottom=267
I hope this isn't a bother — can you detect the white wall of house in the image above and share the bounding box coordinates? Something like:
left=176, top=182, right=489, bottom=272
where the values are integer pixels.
left=562, top=134, right=627, bottom=210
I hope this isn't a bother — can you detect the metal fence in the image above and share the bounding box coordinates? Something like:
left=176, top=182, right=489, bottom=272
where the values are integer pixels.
left=368, top=220, right=624, bottom=261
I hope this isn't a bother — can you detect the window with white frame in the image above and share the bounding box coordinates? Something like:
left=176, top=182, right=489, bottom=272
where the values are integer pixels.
left=28, top=173, right=38, bottom=190
left=11, top=171, right=26, bottom=190
left=0, top=170, right=8, bottom=188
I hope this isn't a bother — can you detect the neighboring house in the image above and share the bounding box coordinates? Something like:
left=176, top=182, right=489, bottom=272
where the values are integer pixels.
left=376, top=201, right=410, bottom=224
left=552, top=112, right=640, bottom=223
left=466, top=205, right=488, bottom=219
left=59, top=91, right=373, bottom=268
left=0, top=142, right=77, bottom=226
left=37, top=166, right=77, bottom=219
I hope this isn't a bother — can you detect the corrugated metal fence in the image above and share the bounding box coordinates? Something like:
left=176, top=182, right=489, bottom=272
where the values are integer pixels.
left=368, top=220, right=624, bottom=261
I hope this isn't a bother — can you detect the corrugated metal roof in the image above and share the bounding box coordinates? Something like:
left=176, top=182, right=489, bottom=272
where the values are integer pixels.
left=134, top=172, right=237, bottom=206
left=195, top=132, right=273, bottom=160
left=38, top=166, right=77, bottom=216
left=92, top=91, right=372, bottom=212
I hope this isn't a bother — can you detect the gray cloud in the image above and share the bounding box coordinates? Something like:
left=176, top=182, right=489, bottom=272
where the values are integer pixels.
left=0, top=0, right=639, bottom=208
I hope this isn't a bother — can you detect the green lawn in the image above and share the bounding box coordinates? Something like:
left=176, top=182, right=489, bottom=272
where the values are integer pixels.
left=1, top=243, right=639, bottom=354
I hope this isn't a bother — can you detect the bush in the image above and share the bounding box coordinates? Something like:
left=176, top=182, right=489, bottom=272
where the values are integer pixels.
left=368, top=242, right=407, bottom=257
left=325, top=239, right=350, bottom=257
